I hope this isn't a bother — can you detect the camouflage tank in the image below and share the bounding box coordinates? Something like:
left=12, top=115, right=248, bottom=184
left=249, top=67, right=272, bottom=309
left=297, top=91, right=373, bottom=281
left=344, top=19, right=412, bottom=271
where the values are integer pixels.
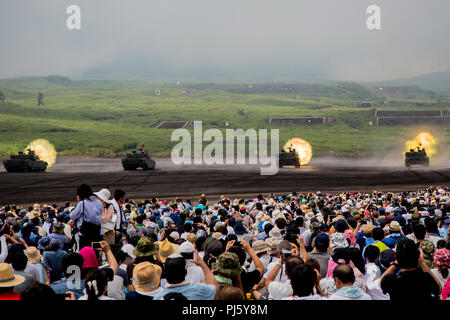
left=279, top=146, right=301, bottom=168
left=405, top=147, right=429, bottom=167
left=3, top=149, right=48, bottom=172
left=122, top=148, right=156, bottom=171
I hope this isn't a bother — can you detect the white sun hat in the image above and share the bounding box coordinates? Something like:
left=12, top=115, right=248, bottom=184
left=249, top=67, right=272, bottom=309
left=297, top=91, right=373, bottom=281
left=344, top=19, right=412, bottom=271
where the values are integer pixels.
left=94, top=188, right=111, bottom=204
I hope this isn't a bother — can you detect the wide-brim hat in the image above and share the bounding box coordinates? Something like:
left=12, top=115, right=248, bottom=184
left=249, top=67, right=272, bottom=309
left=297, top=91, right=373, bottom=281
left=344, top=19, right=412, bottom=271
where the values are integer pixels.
left=0, top=263, right=25, bottom=288
left=158, top=238, right=179, bottom=262
left=25, top=246, right=42, bottom=264
left=268, top=227, right=283, bottom=240
left=252, top=240, right=270, bottom=254
left=93, top=188, right=111, bottom=204
left=132, top=262, right=162, bottom=292
left=389, top=221, right=401, bottom=232
left=212, top=252, right=241, bottom=276
left=330, top=232, right=349, bottom=250
left=264, top=237, right=279, bottom=254
left=134, top=237, right=159, bottom=258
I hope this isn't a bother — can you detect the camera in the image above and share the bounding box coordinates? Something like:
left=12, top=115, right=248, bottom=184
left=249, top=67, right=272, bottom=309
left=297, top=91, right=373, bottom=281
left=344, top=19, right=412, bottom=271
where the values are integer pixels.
left=180, top=252, right=194, bottom=260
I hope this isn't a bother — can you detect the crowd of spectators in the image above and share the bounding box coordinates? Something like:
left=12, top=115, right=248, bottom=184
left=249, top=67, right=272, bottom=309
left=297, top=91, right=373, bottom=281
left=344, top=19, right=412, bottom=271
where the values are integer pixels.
left=1, top=184, right=449, bottom=301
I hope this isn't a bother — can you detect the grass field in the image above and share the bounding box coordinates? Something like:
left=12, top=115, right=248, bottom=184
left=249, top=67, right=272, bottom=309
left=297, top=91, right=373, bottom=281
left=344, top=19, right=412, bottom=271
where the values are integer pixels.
left=0, top=76, right=449, bottom=158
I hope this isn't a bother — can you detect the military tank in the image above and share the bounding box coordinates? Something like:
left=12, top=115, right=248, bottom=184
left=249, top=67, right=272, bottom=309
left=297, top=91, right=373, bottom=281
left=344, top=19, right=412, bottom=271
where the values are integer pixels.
left=122, top=147, right=156, bottom=171
left=3, top=149, right=48, bottom=172
left=405, top=146, right=429, bottom=167
left=279, top=146, right=301, bottom=168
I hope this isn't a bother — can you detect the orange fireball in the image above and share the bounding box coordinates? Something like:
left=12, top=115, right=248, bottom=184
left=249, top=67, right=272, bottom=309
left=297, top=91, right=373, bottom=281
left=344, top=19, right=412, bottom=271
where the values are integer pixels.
left=25, top=139, right=57, bottom=167
left=405, top=132, right=437, bottom=158
left=283, top=138, right=313, bottom=165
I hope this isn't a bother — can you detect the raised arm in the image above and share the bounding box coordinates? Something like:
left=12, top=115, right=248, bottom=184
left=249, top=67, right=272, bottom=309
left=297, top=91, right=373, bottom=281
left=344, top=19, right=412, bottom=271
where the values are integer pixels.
left=190, top=249, right=218, bottom=290
left=265, top=258, right=283, bottom=289
left=240, top=240, right=264, bottom=276
left=100, top=241, right=119, bottom=274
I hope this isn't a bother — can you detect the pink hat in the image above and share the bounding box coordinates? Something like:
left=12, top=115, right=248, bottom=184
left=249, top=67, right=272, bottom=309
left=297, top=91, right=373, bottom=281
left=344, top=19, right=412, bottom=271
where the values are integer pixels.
left=344, top=229, right=356, bottom=245
left=79, top=246, right=99, bottom=269
left=434, top=248, right=450, bottom=267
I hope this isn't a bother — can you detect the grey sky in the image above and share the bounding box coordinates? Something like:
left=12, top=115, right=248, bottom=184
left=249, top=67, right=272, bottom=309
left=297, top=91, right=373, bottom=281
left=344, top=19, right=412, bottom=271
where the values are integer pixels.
left=1, top=0, right=449, bottom=82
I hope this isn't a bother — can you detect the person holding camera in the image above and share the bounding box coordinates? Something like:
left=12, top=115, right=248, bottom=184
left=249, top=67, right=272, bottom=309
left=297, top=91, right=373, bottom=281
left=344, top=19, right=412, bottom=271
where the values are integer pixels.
left=380, top=238, right=441, bottom=300
left=69, top=184, right=103, bottom=251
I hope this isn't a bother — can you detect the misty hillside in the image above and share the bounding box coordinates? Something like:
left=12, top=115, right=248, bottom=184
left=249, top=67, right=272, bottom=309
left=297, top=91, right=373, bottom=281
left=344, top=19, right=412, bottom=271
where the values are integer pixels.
left=0, top=75, right=441, bottom=103
left=374, top=71, right=450, bottom=94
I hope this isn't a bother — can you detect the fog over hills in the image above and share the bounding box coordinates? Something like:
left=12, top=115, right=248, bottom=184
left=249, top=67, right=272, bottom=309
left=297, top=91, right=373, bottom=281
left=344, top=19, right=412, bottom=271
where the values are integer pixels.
left=1, top=0, right=450, bottom=84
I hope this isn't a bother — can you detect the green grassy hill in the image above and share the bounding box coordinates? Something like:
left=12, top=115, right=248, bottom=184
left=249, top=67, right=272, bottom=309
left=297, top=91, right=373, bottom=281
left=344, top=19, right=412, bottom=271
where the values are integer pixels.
left=0, top=76, right=449, bottom=158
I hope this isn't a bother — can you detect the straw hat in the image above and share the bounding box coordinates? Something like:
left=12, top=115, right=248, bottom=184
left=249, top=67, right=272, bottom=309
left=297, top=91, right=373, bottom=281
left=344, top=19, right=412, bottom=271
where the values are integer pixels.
left=0, top=263, right=25, bottom=287
left=132, top=262, right=162, bottom=292
left=158, top=238, right=179, bottom=262
left=93, top=188, right=111, bottom=204
left=252, top=240, right=270, bottom=254
left=186, top=233, right=197, bottom=245
left=25, top=246, right=42, bottom=264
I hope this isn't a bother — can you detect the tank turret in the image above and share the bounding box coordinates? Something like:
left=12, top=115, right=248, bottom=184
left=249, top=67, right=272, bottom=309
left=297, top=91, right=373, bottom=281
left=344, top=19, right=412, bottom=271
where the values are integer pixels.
left=121, top=146, right=156, bottom=170
left=3, top=149, right=48, bottom=172
left=405, top=146, right=429, bottom=167
left=279, top=146, right=301, bottom=168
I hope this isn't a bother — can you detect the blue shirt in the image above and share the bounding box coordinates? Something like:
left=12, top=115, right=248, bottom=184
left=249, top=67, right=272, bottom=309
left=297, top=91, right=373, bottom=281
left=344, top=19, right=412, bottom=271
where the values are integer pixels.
left=51, top=279, right=85, bottom=299
left=383, top=233, right=405, bottom=249
left=153, top=282, right=216, bottom=300
left=43, top=249, right=67, bottom=283
left=48, top=233, right=68, bottom=250
left=70, top=197, right=103, bottom=229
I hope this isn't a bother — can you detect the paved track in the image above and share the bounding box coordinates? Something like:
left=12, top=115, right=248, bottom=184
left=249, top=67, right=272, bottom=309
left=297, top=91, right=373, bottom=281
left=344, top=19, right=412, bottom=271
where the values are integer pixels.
left=0, top=158, right=449, bottom=204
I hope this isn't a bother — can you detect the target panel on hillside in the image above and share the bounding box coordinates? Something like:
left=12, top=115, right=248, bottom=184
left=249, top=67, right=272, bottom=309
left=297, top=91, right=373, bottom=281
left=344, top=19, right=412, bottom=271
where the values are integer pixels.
left=155, top=121, right=189, bottom=129
left=269, top=117, right=326, bottom=125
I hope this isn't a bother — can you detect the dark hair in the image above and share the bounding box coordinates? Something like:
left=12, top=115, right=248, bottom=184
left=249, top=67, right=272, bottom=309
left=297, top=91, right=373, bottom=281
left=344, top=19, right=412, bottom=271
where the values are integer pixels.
left=424, top=218, right=438, bottom=234
left=11, top=252, right=28, bottom=271
left=114, top=189, right=126, bottom=201
left=136, top=214, right=145, bottom=225
left=364, top=245, right=380, bottom=263
left=215, top=284, right=245, bottom=300
left=227, top=245, right=246, bottom=266
left=333, top=264, right=355, bottom=284
left=289, top=264, right=317, bottom=297
left=305, top=258, right=321, bottom=275
left=285, top=255, right=304, bottom=278
left=346, top=216, right=357, bottom=229
left=62, top=252, right=84, bottom=277
left=348, top=248, right=365, bottom=275
left=163, top=292, right=188, bottom=300
left=77, top=184, right=93, bottom=200
left=372, top=227, right=385, bottom=241
left=165, top=257, right=187, bottom=284
left=413, top=223, right=426, bottom=240
left=84, top=269, right=109, bottom=301
left=195, top=236, right=207, bottom=252
left=21, top=282, right=56, bottom=301
left=436, top=240, right=446, bottom=249
left=294, top=216, right=304, bottom=227
left=264, top=223, right=274, bottom=235
left=183, top=223, right=192, bottom=233
left=396, top=239, right=419, bottom=269
left=113, top=249, right=128, bottom=264
left=275, top=218, right=287, bottom=230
